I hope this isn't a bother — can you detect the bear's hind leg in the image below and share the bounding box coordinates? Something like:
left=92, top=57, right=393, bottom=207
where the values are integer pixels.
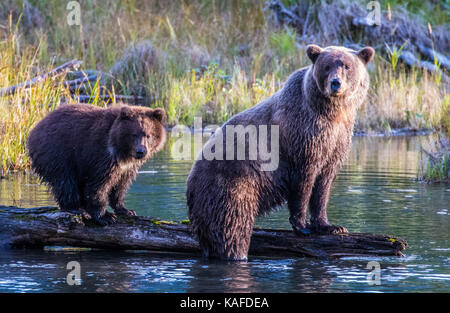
left=50, top=178, right=91, bottom=220
left=196, top=202, right=255, bottom=261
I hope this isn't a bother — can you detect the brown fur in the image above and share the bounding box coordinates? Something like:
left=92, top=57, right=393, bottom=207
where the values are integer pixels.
left=27, top=104, right=166, bottom=225
left=187, top=45, right=375, bottom=260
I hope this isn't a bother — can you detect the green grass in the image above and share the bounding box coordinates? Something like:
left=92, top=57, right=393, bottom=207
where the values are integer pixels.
left=424, top=154, right=448, bottom=182
left=419, top=136, right=450, bottom=183
left=0, top=0, right=448, bottom=175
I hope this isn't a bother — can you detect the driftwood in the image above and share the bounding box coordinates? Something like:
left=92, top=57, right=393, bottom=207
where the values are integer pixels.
left=63, top=74, right=101, bottom=90
left=267, top=0, right=450, bottom=80
left=0, top=60, right=82, bottom=97
left=69, top=94, right=145, bottom=105
left=0, top=206, right=407, bottom=258
left=0, top=59, right=148, bottom=105
left=0, top=59, right=108, bottom=97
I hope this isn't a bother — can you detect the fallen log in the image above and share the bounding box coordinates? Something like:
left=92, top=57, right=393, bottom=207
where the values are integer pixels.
left=63, top=74, right=100, bottom=90
left=0, top=206, right=407, bottom=258
left=0, top=60, right=82, bottom=97
left=267, top=0, right=450, bottom=72
left=67, top=94, right=146, bottom=105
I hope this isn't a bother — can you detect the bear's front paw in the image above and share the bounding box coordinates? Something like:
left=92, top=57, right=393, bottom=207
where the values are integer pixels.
left=313, top=223, right=348, bottom=235
left=80, top=211, right=92, bottom=220
left=60, top=208, right=92, bottom=220
left=94, top=211, right=117, bottom=226
left=114, top=207, right=137, bottom=217
left=290, top=217, right=312, bottom=236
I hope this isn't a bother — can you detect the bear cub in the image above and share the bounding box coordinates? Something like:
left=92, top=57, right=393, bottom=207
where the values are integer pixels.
left=187, top=44, right=375, bottom=260
left=27, top=104, right=166, bottom=225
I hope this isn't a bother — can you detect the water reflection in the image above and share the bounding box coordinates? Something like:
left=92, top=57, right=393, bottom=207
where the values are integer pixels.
left=0, top=134, right=449, bottom=292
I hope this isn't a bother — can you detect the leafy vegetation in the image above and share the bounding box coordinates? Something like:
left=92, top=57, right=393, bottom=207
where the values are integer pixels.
left=419, top=136, right=449, bottom=183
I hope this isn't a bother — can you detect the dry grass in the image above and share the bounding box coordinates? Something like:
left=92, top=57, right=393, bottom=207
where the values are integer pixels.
left=356, top=62, right=448, bottom=132
left=0, top=0, right=448, bottom=175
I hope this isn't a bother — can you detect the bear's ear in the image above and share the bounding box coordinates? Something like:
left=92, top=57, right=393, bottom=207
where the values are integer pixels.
left=147, top=108, right=166, bottom=123
left=357, top=47, right=375, bottom=66
left=306, top=44, right=323, bottom=64
left=120, top=106, right=133, bottom=120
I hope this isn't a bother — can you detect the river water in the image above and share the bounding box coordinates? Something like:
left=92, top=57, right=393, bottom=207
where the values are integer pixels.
left=0, top=134, right=448, bottom=292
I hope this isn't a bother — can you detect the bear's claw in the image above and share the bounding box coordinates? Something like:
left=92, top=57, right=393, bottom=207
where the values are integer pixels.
left=312, top=224, right=348, bottom=235
left=114, top=207, right=137, bottom=217
left=61, top=208, right=92, bottom=220
left=95, top=212, right=117, bottom=226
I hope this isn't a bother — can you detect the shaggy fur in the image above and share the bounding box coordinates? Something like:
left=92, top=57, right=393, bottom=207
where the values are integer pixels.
left=27, top=104, right=166, bottom=225
left=187, top=45, right=375, bottom=260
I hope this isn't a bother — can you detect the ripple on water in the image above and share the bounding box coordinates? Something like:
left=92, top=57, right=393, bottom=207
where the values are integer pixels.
left=0, top=135, right=449, bottom=292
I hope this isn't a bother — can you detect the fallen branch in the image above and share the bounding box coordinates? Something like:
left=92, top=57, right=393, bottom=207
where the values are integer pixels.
left=400, top=51, right=450, bottom=86
left=69, top=70, right=111, bottom=79
left=68, top=94, right=145, bottom=104
left=0, top=60, right=82, bottom=97
left=267, top=0, right=450, bottom=73
left=0, top=206, right=407, bottom=258
left=63, top=74, right=100, bottom=90
left=416, top=43, right=450, bottom=70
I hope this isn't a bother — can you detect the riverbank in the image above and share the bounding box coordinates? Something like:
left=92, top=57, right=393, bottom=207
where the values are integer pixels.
left=0, top=0, right=448, bottom=175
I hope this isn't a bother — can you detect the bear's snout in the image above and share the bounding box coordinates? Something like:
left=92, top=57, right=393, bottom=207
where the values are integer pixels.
left=135, top=145, right=147, bottom=159
left=330, top=78, right=341, bottom=92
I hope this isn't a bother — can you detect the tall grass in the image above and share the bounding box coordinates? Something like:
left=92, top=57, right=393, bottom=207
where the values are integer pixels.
left=0, top=22, right=61, bottom=175
left=0, top=0, right=448, bottom=175
left=0, top=15, right=106, bottom=175
left=356, top=60, right=447, bottom=133
left=418, top=135, right=449, bottom=183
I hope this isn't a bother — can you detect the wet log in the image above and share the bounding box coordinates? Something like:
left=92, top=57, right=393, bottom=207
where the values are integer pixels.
left=0, top=206, right=407, bottom=258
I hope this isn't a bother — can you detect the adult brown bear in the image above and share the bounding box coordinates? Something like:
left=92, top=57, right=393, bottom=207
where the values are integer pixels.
left=27, top=104, right=166, bottom=225
left=187, top=45, right=375, bottom=260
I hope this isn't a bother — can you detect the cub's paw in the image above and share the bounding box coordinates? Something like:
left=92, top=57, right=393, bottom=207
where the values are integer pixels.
left=313, top=224, right=348, bottom=235
left=114, top=207, right=137, bottom=217
left=61, top=208, right=92, bottom=220
left=80, top=211, right=92, bottom=220
left=94, top=211, right=117, bottom=226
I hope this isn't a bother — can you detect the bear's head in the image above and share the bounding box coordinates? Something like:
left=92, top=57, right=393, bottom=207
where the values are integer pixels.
left=109, top=105, right=166, bottom=162
left=306, top=44, right=375, bottom=98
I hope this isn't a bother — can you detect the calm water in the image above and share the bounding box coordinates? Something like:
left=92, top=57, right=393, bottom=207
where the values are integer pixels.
left=0, top=135, right=449, bottom=292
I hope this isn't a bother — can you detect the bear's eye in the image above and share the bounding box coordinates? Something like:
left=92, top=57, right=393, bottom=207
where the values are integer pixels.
left=325, top=65, right=330, bottom=71
left=345, top=65, right=350, bottom=70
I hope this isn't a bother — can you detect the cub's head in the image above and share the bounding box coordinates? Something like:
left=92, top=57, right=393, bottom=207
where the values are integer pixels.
left=109, top=105, right=166, bottom=161
left=306, top=44, right=375, bottom=98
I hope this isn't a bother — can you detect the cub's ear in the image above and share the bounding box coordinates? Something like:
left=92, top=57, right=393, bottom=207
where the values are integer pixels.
left=306, top=44, right=323, bottom=64
left=357, top=47, right=375, bottom=66
left=147, top=108, right=166, bottom=123
left=120, top=106, right=133, bottom=120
